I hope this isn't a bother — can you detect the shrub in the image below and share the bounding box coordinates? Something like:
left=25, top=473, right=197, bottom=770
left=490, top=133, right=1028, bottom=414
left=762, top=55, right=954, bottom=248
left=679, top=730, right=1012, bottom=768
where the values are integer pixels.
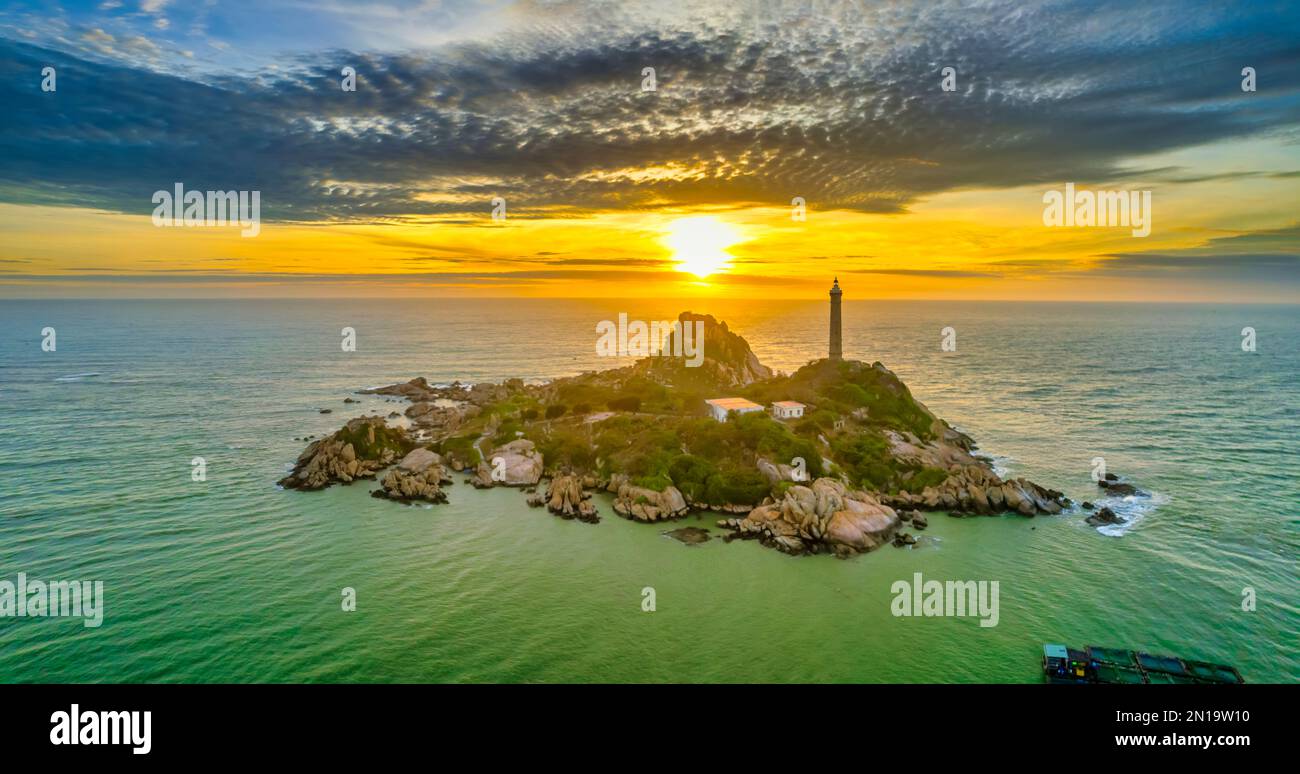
left=545, top=404, right=567, bottom=419
left=492, top=419, right=523, bottom=445
left=703, top=466, right=770, bottom=506
left=436, top=434, right=480, bottom=463
left=537, top=429, right=596, bottom=472
left=608, top=395, right=641, bottom=412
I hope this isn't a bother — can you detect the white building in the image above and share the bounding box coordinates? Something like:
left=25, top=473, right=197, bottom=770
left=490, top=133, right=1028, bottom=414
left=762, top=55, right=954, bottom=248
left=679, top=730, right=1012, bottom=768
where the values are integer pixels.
left=771, top=401, right=806, bottom=420
left=705, top=397, right=764, bottom=422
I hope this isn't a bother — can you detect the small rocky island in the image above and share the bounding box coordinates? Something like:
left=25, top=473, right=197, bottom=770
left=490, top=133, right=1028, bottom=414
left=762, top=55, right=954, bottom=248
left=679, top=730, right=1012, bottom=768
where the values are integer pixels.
left=278, top=309, right=1068, bottom=558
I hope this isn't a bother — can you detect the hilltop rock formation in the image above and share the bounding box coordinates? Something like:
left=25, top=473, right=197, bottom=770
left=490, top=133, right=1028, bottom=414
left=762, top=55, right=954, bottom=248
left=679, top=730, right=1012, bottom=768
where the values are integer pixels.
left=719, top=478, right=899, bottom=557
left=278, top=417, right=410, bottom=491
left=643, top=311, right=773, bottom=387
left=372, top=448, right=452, bottom=504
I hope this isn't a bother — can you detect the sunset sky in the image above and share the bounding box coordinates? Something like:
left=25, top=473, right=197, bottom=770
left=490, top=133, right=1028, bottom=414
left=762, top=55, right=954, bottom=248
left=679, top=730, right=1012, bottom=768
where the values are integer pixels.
left=1, top=0, right=1298, bottom=300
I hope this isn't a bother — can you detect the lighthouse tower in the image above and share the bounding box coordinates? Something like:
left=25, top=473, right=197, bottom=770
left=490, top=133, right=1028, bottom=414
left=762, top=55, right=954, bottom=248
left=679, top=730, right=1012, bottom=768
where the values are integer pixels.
left=829, top=277, right=843, bottom=360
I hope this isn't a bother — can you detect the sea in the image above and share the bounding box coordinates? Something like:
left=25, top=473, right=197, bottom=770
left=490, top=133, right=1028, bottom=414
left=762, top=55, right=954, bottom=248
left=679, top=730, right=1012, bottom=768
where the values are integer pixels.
left=1, top=298, right=1296, bottom=682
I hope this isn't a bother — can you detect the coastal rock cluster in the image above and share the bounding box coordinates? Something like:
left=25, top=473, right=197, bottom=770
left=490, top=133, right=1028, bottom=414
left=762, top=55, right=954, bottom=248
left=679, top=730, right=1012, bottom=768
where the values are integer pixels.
left=278, top=417, right=408, bottom=491
left=718, top=478, right=900, bottom=557
left=359, top=377, right=497, bottom=441
left=529, top=474, right=599, bottom=523
left=878, top=428, right=1067, bottom=516
left=884, top=468, right=1066, bottom=517
left=372, top=448, right=452, bottom=504
left=607, top=474, right=690, bottom=522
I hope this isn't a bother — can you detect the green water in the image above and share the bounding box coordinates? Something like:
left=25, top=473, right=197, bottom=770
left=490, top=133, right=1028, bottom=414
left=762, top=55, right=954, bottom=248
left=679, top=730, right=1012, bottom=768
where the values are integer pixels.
left=1, top=299, right=1296, bottom=682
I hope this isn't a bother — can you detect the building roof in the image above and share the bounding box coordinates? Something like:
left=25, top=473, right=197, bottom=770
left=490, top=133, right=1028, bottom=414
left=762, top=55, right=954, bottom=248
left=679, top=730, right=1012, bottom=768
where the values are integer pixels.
left=771, top=401, right=806, bottom=409
left=705, top=397, right=763, bottom=411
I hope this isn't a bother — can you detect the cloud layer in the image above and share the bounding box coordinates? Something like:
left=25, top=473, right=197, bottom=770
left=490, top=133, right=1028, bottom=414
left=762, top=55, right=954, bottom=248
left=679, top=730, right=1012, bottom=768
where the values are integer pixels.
left=1, top=0, right=1297, bottom=224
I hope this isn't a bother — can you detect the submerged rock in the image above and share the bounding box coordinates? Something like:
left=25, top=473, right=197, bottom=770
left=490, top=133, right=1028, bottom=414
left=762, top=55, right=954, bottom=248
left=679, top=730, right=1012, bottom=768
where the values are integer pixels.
left=1085, top=506, right=1126, bottom=527
left=1098, top=480, right=1145, bottom=497
left=664, top=526, right=711, bottom=545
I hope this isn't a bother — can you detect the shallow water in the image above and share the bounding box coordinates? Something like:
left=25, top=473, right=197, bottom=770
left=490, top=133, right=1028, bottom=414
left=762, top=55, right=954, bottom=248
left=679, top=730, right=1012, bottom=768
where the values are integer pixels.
left=1, top=298, right=1296, bottom=682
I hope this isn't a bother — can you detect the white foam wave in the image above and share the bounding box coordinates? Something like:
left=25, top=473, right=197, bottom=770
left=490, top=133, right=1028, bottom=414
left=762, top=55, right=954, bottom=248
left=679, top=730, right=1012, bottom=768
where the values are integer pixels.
left=55, top=372, right=101, bottom=382
left=1094, top=490, right=1170, bottom=537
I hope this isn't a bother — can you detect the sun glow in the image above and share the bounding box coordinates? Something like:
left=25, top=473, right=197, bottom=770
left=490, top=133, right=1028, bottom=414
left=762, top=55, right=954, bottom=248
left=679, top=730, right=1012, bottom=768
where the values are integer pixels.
left=663, top=216, right=743, bottom=278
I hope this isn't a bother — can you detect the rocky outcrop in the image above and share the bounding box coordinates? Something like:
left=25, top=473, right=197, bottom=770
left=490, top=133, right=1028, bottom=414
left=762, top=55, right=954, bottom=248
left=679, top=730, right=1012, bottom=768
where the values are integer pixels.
left=1085, top=506, right=1126, bottom=527
left=610, top=476, right=690, bottom=522
left=372, top=448, right=451, bottom=504
left=471, top=439, right=543, bottom=488
left=360, top=377, right=438, bottom=401
left=883, top=463, right=1066, bottom=517
left=718, top=478, right=899, bottom=557
left=538, top=474, right=599, bottom=523
left=891, top=531, right=917, bottom=547
left=1098, top=479, right=1146, bottom=498
left=278, top=417, right=409, bottom=491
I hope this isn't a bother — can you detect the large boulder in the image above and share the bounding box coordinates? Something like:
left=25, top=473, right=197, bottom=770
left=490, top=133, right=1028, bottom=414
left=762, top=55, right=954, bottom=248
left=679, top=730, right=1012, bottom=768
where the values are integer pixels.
left=721, top=478, right=899, bottom=557
left=756, top=457, right=806, bottom=485
left=472, top=439, right=543, bottom=487
left=612, top=481, right=690, bottom=522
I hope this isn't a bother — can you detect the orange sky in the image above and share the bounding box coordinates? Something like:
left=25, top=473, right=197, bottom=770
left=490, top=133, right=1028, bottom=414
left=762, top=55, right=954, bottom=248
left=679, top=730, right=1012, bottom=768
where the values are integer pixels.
left=4, top=143, right=1297, bottom=302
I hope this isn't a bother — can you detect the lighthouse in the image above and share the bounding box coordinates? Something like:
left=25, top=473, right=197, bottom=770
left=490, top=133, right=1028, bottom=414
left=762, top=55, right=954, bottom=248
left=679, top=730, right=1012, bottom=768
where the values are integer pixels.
left=829, top=277, right=843, bottom=360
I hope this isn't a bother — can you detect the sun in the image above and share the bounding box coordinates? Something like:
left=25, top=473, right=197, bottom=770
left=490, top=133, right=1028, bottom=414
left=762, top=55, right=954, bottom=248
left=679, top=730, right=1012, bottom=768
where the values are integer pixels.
left=662, top=216, right=743, bottom=278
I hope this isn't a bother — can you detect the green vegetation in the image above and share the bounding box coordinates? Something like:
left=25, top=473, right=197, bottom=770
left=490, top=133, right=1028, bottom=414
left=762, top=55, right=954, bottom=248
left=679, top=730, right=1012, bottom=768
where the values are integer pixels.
left=425, top=353, right=950, bottom=502
left=435, top=433, right=480, bottom=463
left=336, top=420, right=413, bottom=460
left=607, top=395, right=641, bottom=412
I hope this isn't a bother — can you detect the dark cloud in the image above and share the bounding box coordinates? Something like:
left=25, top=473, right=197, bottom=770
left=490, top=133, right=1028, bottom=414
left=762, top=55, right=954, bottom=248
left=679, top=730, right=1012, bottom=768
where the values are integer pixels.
left=851, top=269, right=1002, bottom=278
left=1099, top=224, right=1300, bottom=282
left=1, top=0, right=1298, bottom=222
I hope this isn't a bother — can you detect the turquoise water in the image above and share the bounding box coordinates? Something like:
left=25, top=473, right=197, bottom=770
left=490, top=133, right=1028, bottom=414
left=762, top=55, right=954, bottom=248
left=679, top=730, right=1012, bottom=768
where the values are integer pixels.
left=1, top=299, right=1296, bottom=682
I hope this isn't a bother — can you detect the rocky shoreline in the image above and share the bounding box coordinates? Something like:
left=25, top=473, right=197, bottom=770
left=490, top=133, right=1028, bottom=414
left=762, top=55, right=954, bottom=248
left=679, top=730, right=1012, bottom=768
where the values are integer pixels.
left=277, top=311, right=1075, bottom=558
